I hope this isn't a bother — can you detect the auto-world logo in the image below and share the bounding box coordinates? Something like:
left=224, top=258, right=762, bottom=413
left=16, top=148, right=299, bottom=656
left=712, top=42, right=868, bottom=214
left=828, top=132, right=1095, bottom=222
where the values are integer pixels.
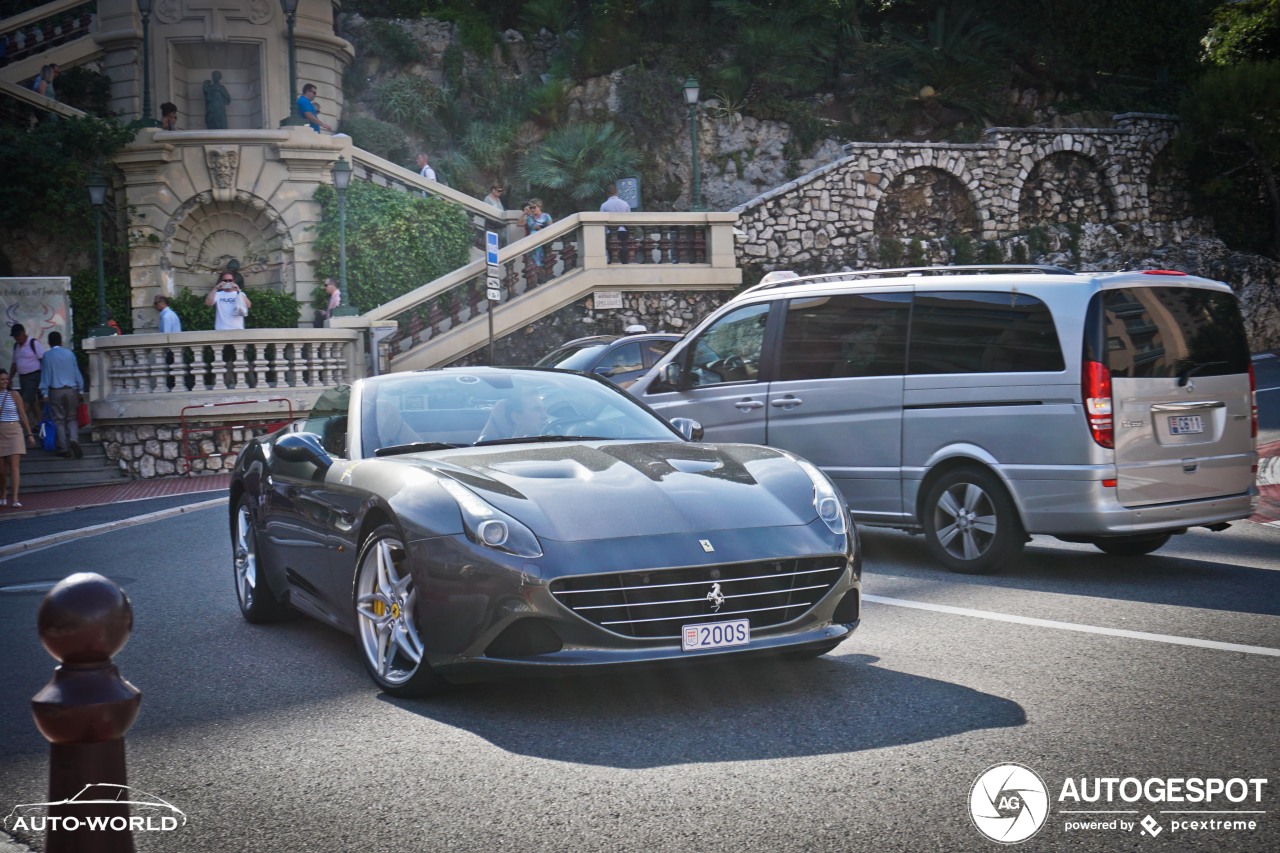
left=969, top=763, right=1050, bottom=844
left=3, top=783, right=187, bottom=833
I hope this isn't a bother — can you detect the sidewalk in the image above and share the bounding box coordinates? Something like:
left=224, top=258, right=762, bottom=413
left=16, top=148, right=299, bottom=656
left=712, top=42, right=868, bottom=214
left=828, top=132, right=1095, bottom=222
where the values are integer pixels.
left=0, top=474, right=231, bottom=521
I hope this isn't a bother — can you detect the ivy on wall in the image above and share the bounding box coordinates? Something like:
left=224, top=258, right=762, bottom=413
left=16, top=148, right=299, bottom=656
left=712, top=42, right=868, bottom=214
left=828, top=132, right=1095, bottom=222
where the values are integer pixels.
left=310, top=181, right=473, bottom=314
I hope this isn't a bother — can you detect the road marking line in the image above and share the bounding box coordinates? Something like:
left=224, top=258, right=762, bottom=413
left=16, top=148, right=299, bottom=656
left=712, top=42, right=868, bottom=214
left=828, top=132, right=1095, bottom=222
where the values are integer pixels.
left=0, top=499, right=225, bottom=563
left=863, top=593, right=1280, bottom=657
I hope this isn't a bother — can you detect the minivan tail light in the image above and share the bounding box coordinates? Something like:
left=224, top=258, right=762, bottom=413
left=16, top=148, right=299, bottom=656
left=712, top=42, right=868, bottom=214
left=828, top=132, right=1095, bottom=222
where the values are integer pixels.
left=1249, top=363, right=1258, bottom=439
left=1082, top=359, right=1113, bottom=448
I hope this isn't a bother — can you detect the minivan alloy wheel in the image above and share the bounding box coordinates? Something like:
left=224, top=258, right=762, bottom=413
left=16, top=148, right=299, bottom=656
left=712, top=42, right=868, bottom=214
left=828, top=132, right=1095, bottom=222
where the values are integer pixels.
left=923, top=468, right=1024, bottom=574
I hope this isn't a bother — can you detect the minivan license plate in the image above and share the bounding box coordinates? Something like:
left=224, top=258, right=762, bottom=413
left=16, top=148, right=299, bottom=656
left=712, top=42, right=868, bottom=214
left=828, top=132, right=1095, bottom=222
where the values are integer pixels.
left=682, top=619, right=750, bottom=651
left=1168, top=415, right=1204, bottom=435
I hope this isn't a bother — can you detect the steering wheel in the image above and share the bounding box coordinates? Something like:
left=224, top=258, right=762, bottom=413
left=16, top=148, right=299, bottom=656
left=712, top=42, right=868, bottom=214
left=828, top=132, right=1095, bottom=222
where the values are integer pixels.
left=542, top=416, right=593, bottom=436
left=722, top=354, right=745, bottom=373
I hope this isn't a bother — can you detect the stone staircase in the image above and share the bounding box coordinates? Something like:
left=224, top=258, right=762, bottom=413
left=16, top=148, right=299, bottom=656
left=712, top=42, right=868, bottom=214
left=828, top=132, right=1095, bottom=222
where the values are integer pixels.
left=19, top=429, right=130, bottom=494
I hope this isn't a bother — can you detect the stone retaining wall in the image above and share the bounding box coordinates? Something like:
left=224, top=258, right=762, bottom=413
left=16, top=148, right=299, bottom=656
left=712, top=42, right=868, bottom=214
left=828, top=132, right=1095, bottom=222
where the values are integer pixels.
left=96, top=422, right=277, bottom=479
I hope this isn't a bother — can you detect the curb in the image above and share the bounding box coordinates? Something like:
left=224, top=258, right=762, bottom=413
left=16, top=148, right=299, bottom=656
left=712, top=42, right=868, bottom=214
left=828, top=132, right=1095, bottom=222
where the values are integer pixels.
left=0, top=498, right=225, bottom=562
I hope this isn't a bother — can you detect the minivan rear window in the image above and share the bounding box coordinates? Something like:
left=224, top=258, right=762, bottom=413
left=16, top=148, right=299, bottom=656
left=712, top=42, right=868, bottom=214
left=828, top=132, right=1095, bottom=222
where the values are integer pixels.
left=1096, top=287, right=1250, bottom=379
left=908, top=291, right=1065, bottom=374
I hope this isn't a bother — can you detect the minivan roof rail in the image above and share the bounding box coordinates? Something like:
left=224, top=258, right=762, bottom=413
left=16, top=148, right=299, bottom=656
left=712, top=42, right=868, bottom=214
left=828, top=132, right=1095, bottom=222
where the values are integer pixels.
left=742, top=264, right=1077, bottom=296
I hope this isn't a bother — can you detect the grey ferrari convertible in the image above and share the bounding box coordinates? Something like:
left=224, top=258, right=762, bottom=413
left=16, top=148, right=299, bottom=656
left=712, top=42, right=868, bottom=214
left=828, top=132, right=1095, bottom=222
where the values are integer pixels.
left=229, top=367, right=861, bottom=696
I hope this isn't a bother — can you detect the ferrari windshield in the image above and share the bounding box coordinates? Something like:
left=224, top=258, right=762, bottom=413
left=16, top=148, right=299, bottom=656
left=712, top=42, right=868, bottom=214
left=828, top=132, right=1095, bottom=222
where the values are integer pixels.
left=359, top=369, right=679, bottom=457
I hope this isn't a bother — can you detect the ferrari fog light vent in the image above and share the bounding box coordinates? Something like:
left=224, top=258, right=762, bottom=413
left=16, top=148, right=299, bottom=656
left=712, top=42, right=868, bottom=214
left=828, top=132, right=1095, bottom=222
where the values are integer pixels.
left=549, top=557, right=847, bottom=640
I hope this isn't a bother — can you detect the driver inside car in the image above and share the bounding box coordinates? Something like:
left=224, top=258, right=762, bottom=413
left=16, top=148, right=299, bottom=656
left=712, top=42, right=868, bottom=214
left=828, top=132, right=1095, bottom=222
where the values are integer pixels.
left=375, top=397, right=421, bottom=448
left=478, top=392, right=549, bottom=442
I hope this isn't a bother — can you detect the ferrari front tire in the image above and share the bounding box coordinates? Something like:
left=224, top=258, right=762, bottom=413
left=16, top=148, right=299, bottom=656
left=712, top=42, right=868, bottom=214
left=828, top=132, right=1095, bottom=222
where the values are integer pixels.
left=353, top=524, right=450, bottom=697
left=232, top=494, right=290, bottom=623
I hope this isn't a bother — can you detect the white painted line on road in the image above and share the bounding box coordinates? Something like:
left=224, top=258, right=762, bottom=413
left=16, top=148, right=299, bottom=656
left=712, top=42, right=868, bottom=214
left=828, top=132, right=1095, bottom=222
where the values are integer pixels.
left=0, top=498, right=225, bottom=563
left=863, top=594, right=1280, bottom=657
left=1256, top=385, right=1280, bottom=393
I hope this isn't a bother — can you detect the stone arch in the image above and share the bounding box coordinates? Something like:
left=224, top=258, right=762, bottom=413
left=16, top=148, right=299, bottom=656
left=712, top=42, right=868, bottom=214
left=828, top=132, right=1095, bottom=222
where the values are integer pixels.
left=1147, top=141, right=1190, bottom=222
left=872, top=166, right=981, bottom=240
left=1016, top=148, right=1111, bottom=228
left=162, top=191, right=295, bottom=295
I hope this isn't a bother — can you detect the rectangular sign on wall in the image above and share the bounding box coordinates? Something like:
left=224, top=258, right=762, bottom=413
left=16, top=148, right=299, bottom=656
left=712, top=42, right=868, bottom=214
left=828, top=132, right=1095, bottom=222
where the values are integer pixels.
left=593, top=291, right=624, bottom=310
left=0, top=277, right=72, bottom=346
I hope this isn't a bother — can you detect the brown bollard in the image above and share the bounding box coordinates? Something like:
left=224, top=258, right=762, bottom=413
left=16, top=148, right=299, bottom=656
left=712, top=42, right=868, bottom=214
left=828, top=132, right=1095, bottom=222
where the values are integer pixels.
left=31, top=572, right=142, bottom=853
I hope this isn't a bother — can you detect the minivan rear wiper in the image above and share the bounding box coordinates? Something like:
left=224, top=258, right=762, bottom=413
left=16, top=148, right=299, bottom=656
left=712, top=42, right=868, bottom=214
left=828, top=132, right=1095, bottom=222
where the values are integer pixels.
left=1176, top=360, right=1228, bottom=386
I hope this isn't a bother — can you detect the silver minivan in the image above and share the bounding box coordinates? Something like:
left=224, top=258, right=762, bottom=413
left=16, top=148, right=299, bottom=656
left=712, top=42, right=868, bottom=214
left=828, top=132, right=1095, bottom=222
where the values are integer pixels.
left=630, top=265, right=1259, bottom=573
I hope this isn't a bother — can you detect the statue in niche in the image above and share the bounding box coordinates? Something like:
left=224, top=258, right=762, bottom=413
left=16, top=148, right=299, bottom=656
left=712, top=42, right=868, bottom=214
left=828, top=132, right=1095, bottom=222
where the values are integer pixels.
left=203, top=71, right=231, bottom=129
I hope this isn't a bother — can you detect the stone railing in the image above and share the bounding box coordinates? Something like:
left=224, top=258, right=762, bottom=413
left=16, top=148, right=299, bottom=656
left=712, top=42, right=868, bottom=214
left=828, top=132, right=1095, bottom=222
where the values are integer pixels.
left=0, top=1, right=95, bottom=65
left=82, top=328, right=365, bottom=423
left=340, top=212, right=741, bottom=371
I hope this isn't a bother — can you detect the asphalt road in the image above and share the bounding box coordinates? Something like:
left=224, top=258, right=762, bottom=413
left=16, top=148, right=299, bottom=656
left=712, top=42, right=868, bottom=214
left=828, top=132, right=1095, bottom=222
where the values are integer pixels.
left=0, top=499, right=1276, bottom=853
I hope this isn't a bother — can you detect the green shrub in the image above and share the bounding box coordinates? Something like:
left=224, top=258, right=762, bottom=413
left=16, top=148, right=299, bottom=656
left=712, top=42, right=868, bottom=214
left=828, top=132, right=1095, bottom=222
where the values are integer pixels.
left=311, top=181, right=472, bottom=314
left=70, top=268, right=132, bottom=341
left=877, top=238, right=904, bottom=267
left=361, top=20, right=423, bottom=66
left=165, top=286, right=301, bottom=331
left=340, top=116, right=411, bottom=165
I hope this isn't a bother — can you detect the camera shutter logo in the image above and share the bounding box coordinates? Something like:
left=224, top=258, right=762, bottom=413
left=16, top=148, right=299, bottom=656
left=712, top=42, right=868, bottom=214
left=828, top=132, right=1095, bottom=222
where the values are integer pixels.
left=969, top=763, right=1050, bottom=844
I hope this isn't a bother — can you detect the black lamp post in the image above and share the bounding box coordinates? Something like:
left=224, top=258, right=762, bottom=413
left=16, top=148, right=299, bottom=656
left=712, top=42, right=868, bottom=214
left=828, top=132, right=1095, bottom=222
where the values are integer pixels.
left=136, top=0, right=159, bottom=126
left=332, top=155, right=351, bottom=296
left=683, top=75, right=703, bottom=212
left=88, top=170, right=114, bottom=337
left=279, top=0, right=305, bottom=126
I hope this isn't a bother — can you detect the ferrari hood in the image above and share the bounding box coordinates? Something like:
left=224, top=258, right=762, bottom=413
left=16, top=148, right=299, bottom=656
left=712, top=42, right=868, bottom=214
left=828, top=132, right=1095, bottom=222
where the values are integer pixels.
left=402, top=441, right=818, bottom=542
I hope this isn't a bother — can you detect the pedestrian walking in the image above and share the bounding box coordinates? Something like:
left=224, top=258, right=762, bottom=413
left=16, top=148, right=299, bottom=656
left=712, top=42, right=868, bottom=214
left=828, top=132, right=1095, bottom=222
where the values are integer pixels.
left=417, top=152, right=436, bottom=181
left=483, top=184, right=505, bottom=211
left=297, top=83, right=331, bottom=133
left=9, top=323, right=43, bottom=427
left=37, top=331, right=85, bottom=459
left=153, top=294, right=182, bottom=333
left=0, top=369, right=36, bottom=508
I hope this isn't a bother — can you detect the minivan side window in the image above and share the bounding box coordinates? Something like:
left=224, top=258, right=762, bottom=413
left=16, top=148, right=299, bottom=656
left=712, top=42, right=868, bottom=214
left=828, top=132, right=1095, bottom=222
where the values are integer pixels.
left=908, top=291, right=1064, bottom=374
left=597, top=342, right=643, bottom=377
left=779, top=293, right=910, bottom=380
left=685, top=303, right=770, bottom=386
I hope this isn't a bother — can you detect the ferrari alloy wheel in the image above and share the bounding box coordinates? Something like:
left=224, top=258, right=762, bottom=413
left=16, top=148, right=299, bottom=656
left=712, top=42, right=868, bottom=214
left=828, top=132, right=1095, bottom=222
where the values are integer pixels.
left=232, top=495, right=288, bottom=623
left=923, top=467, right=1024, bottom=574
left=353, top=525, right=449, bottom=696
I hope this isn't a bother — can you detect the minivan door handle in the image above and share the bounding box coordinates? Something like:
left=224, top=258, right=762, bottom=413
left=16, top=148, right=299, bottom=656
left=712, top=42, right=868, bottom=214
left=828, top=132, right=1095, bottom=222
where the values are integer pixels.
left=770, top=396, right=803, bottom=409
left=734, top=398, right=765, bottom=411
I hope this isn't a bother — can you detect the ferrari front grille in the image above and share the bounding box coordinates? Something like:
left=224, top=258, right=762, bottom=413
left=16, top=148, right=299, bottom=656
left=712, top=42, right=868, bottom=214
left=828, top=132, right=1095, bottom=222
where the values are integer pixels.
left=548, top=556, right=847, bottom=640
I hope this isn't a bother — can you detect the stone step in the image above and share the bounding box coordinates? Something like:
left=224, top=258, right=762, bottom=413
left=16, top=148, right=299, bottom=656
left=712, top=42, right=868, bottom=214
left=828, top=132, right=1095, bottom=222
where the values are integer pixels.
left=19, top=435, right=131, bottom=494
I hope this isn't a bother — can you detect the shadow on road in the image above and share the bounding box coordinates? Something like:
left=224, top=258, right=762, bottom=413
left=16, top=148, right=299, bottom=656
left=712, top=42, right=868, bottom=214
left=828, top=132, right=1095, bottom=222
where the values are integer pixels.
left=378, top=652, right=1025, bottom=769
left=860, top=527, right=1280, bottom=618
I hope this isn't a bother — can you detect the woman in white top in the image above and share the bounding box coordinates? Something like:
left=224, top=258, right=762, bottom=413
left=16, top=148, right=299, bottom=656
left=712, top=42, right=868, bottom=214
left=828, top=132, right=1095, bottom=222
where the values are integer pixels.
left=0, top=369, right=36, bottom=508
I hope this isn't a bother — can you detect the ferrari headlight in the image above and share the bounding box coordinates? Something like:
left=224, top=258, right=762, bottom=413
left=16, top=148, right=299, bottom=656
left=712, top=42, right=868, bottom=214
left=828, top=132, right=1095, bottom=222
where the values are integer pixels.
left=439, top=479, right=543, bottom=558
left=792, top=457, right=848, bottom=536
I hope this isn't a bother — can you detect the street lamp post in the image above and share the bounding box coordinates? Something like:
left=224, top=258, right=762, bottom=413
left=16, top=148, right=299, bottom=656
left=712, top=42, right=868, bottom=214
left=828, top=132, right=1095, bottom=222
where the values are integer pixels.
left=279, top=0, right=305, bottom=126
left=136, top=0, right=159, bottom=126
left=88, top=170, right=114, bottom=338
left=332, top=156, right=351, bottom=296
left=683, top=75, right=703, bottom=212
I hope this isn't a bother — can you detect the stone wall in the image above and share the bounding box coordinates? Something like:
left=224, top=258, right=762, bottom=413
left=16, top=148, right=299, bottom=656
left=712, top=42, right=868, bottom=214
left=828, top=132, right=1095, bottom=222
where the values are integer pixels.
left=97, top=422, right=278, bottom=479
left=446, top=289, right=734, bottom=367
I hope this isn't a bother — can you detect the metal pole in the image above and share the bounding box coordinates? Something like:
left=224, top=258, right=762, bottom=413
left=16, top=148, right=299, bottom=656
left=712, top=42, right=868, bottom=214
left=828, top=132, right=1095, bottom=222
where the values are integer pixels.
left=286, top=11, right=298, bottom=121
left=140, top=9, right=155, bottom=125
left=96, top=203, right=107, bottom=327
left=338, top=189, right=348, bottom=294
left=688, top=102, right=702, bottom=212
left=488, top=293, right=495, bottom=365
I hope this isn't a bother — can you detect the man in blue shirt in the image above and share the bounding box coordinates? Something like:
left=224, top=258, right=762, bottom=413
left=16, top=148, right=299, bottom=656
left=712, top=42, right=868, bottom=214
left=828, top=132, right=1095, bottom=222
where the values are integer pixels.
left=153, top=295, right=182, bottom=333
left=38, top=331, right=86, bottom=458
left=297, top=84, right=331, bottom=133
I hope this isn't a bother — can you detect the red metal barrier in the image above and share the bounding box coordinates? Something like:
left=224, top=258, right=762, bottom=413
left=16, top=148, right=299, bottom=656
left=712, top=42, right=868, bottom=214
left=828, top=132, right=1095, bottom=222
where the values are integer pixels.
left=179, top=398, right=293, bottom=476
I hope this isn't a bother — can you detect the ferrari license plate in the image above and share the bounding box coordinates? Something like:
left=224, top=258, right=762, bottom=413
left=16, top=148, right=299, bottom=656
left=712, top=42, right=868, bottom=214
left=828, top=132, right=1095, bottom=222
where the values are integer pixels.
left=682, top=619, right=750, bottom=652
left=1168, top=415, right=1204, bottom=435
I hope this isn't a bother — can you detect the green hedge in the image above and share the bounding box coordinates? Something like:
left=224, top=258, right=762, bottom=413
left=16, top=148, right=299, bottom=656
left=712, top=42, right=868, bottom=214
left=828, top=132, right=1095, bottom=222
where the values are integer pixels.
left=167, top=286, right=301, bottom=332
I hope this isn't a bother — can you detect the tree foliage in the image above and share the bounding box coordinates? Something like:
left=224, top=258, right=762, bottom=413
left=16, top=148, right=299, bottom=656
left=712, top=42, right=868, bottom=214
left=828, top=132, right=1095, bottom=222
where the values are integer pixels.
left=1177, top=60, right=1280, bottom=257
left=310, top=181, right=473, bottom=313
left=518, top=122, right=642, bottom=211
left=1200, top=0, right=1280, bottom=66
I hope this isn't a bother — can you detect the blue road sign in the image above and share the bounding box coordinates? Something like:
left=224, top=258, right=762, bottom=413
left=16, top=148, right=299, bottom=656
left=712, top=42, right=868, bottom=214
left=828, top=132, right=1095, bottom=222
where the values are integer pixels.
left=486, top=231, right=500, bottom=266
